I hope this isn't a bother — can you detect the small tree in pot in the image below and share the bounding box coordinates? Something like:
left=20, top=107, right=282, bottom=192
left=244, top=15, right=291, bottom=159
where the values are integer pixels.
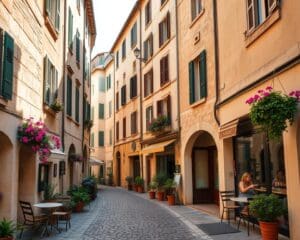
left=134, top=176, right=144, bottom=193
left=164, top=178, right=176, bottom=205
left=69, top=187, right=90, bottom=212
left=154, top=173, right=167, bottom=201
left=148, top=181, right=158, bottom=199
left=0, top=219, right=17, bottom=240
left=125, top=176, right=133, bottom=191
left=249, top=194, right=286, bottom=240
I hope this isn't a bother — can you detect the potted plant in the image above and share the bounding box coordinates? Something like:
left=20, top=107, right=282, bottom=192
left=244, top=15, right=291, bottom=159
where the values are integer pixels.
left=0, top=219, right=17, bottom=240
left=164, top=178, right=176, bottom=205
left=69, top=187, right=90, bottom=212
left=50, top=98, right=63, bottom=113
left=246, top=87, right=299, bottom=140
left=148, top=115, right=171, bottom=135
left=82, top=176, right=97, bottom=200
left=154, top=173, right=167, bottom=201
left=134, top=176, right=144, bottom=193
left=249, top=194, right=286, bottom=240
left=125, top=176, right=133, bottom=191
left=148, top=181, right=158, bottom=199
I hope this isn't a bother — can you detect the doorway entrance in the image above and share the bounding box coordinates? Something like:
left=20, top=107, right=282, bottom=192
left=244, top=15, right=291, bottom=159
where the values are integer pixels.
left=131, top=156, right=140, bottom=179
left=116, top=152, right=121, bottom=186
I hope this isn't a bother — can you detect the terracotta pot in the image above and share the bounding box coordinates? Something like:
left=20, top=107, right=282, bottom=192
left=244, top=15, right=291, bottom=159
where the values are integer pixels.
left=134, top=185, right=139, bottom=192
left=148, top=191, right=156, bottom=199
left=137, top=185, right=144, bottom=193
left=156, top=191, right=164, bottom=201
left=167, top=194, right=175, bottom=205
left=75, top=201, right=84, bottom=212
left=259, top=221, right=279, bottom=240
left=127, top=184, right=133, bottom=191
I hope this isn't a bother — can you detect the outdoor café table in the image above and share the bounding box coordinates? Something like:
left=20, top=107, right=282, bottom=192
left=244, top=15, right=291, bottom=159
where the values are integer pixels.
left=33, top=202, right=63, bottom=237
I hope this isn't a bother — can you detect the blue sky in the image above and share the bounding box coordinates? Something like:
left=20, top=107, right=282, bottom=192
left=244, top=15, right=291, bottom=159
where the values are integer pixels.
left=92, top=0, right=136, bottom=57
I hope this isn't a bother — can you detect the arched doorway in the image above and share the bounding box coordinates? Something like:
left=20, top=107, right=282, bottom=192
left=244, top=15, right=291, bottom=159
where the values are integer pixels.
left=0, top=132, right=13, bottom=219
left=116, top=152, right=121, bottom=186
left=185, top=131, right=219, bottom=205
left=68, top=144, right=76, bottom=187
left=82, top=145, right=88, bottom=177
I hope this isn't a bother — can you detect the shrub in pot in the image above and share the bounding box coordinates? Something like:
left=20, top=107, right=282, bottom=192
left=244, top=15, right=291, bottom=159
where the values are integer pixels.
left=134, top=176, right=144, bottom=193
left=249, top=194, right=286, bottom=240
left=164, top=178, right=176, bottom=205
left=69, top=187, right=90, bottom=212
left=82, top=176, right=97, bottom=200
left=125, top=176, right=133, bottom=191
left=154, top=173, right=167, bottom=201
left=0, top=218, right=17, bottom=240
left=148, top=181, right=158, bottom=199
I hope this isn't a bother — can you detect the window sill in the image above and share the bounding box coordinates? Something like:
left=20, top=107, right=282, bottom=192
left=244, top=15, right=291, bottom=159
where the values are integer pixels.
left=45, top=16, right=58, bottom=41
left=244, top=8, right=280, bottom=48
left=159, top=38, right=171, bottom=52
left=145, top=20, right=152, bottom=30
left=130, top=96, right=138, bottom=102
left=160, top=0, right=169, bottom=11
left=0, top=96, right=8, bottom=107
left=43, top=104, right=58, bottom=117
left=131, top=133, right=138, bottom=138
left=143, top=55, right=153, bottom=66
left=190, top=98, right=206, bottom=108
left=189, top=9, right=205, bottom=29
left=160, top=80, right=171, bottom=90
left=144, top=93, right=154, bottom=100
left=131, top=43, right=137, bottom=50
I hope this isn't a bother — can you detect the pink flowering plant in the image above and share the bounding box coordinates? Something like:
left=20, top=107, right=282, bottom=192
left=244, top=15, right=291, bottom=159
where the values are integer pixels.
left=17, top=118, right=61, bottom=162
left=246, top=87, right=299, bottom=140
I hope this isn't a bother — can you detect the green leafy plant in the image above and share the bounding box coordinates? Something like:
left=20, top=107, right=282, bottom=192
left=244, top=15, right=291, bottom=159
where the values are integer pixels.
left=82, top=176, right=97, bottom=200
left=249, top=194, right=286, bottom=222
left=153, top=173, right=168, bottom=191
left=163, top=178, right=176, bottom=195
left=148, top=181, right=158, bottom=191
left=43, top=183, right=55, bottom=201
left=134, top=176, right=144, bottom=186
left=148, top=115, right=170, bottom=133
left=84, top=120, right=93, bottom=129
left=69, top=188, right=90, bottom=208
left=0, top=218, right=17, bottom=238
left=50, top=98, right=64, bottom=113
left=125, top=176, right=133, bottom=184
left=246, top=87, right=299, bottom=140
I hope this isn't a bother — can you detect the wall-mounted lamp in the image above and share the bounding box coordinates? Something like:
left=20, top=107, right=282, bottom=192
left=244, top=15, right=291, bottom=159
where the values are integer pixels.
left=133, top=47, right=146, bottom=63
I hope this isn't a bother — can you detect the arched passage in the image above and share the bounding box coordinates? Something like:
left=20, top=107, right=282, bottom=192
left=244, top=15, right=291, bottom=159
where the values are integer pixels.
left=116, top=152, right=121, bottom=186
left=68, top=144, right=76, bottom=187
left=0, top=132, right=13, bottom=219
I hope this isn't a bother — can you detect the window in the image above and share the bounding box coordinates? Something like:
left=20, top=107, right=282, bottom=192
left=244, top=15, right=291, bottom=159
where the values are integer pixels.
left=143, top=34, right=153, bottom=62
left=109, top=101, right=112, bottom=117
left=76, top=30, right=80, bottom=63
left=131, top=111, right=137, bottom=135
left=123, top=117, right=126, bottom=138
left=145, top=1, right=152, bottom=26
left=43, top=56, right=58, bottom=105
left=75, top=87, right=80, bottom=122
left=99, top=103, right=104, bottom=119
left=161, top=0, right=167, bottom=6
left=131, top=22, right=137, bottom=48
left=157, top=95, right=171, bottom=122
left=130, top=75, right=137, bottom=99
left=146, top=106, right=153, bottom=131
left=109, top=129, right=112, bottom=145
left=99, top=76, right=105, bottom=92
left=116, top=92, right=119, bottom=111
left=116, top=51, right=119, bottom=69
left=45, top=0, right=60, bottom=31
left=246, top=0, right=279, bottom=31
left=191, top=0, right=202, bottom=21
left=68, top=7, right=73, bottom=50
left=116, top=121, right=119, bottom=141
left=159, top=12, right=170, bottom=47
left=98, top=131, right=104, bottom=146
left=189, top=50, right=207, bottom=104
left=90, top=133, right=94, bottom=147
left=0, top=30, right=14, bottom=100
left=121, top=85, right=126, bottom=106
left=144, top=69, right=153, bottom=97
left=122, top=40, right=126, bottom=60
left=160, top=55, right=169, bottom=86
left=66, top=76, right=72, bottom=116
left=107, top=74, right=111, bottom=90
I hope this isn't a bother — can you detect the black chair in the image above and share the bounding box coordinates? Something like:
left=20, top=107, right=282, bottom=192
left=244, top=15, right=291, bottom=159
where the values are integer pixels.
left=237, top=200, right=256, bottom=236
left=220, top=191, right=240, bottom=224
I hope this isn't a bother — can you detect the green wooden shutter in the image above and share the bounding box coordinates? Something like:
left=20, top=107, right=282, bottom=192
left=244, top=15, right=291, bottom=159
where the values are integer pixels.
left=2, top=32, right=14, bottom=100
left=76, top=31, right=80, bottom=62
left=199, top=50, right=207, bottom=98
left=144, top=40, right=148, bottom=61
left=75, top=87, right=79, bottom=122
left=99, top=103, right=104, bottom=119
left=99, top=131, right=104, bottom=146
left=66, top=77, right=72, bottom=116
left=189, top=61, right=195, bottom=104
left=55, top=0, right=60, bottom=31
left=68, top=7, right=73, bottom=49
left=43, top=56, right=50, bottom=104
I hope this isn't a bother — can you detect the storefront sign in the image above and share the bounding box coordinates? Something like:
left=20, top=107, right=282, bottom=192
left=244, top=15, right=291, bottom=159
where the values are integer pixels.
left=219, top=119, right=238, bottom=139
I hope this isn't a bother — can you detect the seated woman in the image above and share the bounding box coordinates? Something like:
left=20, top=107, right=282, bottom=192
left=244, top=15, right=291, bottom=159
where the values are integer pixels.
left=239, top=172, right=257, bottom=198
left=272, top=170, right=286, bottom=188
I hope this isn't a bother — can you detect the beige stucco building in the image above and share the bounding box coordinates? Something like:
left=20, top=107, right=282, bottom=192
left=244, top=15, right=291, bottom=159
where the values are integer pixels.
left=0, top=0, right=95, bottom=222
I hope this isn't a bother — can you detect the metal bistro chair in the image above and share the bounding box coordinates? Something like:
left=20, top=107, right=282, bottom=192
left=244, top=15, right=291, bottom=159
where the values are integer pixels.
left=237, top=199, right=256, bottom=236
left=52, top=196, right=72, bottom=231
left=19, top=201, right=48, bottom=239
left=220, top=191, right=240, bottom=224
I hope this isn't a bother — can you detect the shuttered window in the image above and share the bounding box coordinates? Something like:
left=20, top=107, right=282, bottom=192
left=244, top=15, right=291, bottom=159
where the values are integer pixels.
left=116, top=51, right=119, bottom=69
left=143, top=34, right=153, bottom=62
left=159, top=12, right=170, bottom=47
left=116, top=92, right=119, bottom=111
left=189, top=49, right=207, bottom=104
left=99, top=76, right=105, bottom=92
left=98, top=131, right=104, bottom=147
left=68, top=7, right=73, bottom=50
left=131, top=22, right=137, bottom=48
left=109, top=129, right=112, bottom=145
left=160, top=55, right=169, bottom=86
left=116, top=121, right=119, bottom=141
left=122, top=40, right=126, bottom=60
left=75, top=87, right=80, bottom=122
left=146, top=106, right=153, bottom=131
left=121, top=85, right=126, bottom=106
left=145, top=1, right=152, bottom=26
left=131, top=111, right=137, bottom=135
left=157, top=95, right=171, bottom=122
left=107, top=74, right=111, bottom=90
left=43, top=56, right=58, bottom=105
left=123, top=117, right=126, bottom=138
left=45, top=0, right=60, bottom=31
left=161, top=0, right=167, bottom=6
left=144, top=69, right=153, bottom=97
left=191, top=0, right=202, bottom=21
left=76, top=30, right=80, bottom=63
left=66, top=76, right=72, bottom=116
left=130, top=75, right=137, bottom=99
left=99, top=103, right=104, bottom=119
left=109, top=101, right=112, bottom=117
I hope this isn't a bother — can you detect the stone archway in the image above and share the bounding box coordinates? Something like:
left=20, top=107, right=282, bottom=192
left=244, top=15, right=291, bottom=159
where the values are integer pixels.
left=68, top=144, right=76, bottom=187
left=0, top=132, right=13, bottom=219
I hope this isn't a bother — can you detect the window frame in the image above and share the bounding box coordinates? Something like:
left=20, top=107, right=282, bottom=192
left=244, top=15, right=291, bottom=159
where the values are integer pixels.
left=145, top=0, right=152, bottom=27
left=159, top=12, right=170, bottom=48
left=144, top=69, right=153, bottom=98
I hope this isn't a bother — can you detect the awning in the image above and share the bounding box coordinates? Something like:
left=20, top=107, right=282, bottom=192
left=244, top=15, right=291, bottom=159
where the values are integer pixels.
left=219, top=119, right=239, bottom=139
left=142, top=139, right=176, bottom=155
left=89, top=158, right=104, bottom=165
left=49, top=149, right=65, bottom=160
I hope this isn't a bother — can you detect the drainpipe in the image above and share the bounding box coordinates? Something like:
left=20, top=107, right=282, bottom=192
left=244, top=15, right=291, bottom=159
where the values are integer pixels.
left=213, top=0, right=220, bottom=126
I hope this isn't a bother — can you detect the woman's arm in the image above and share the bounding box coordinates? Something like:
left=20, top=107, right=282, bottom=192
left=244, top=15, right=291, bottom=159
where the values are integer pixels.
left=239, top=181, right=255, bottom=193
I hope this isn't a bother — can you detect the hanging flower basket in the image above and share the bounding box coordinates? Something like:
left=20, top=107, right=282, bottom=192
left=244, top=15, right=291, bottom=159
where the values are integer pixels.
left=50, top=98, right=64, bottom=113
left=246, top=87, right=299, bottom=140
left=17, top=118, right=61, bottom=162
left=148, top=115, right=171, bottom=134
left=69, top=153, right=84, bottom=162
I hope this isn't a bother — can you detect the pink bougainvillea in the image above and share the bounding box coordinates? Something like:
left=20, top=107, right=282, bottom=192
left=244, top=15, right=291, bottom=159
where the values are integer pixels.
left=17, top=118, right=61, bottom=162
